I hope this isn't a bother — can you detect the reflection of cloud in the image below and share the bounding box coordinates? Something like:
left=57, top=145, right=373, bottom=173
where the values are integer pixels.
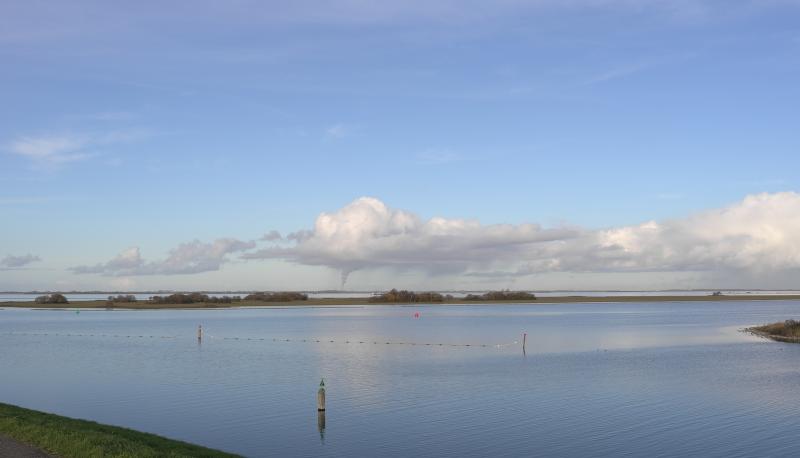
left=73, top=239, right=255, bottom=276
left=244, top=192, right=800, bottom=284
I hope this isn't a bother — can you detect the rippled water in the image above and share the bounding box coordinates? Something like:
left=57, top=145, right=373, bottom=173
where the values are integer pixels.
left=2, top=301, right=800, bottom=457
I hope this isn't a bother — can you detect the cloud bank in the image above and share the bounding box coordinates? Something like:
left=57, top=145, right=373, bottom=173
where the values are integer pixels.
left=73, top=239, right=255, bottom=276
left=1, top=254, right=41, bottom=268
left=245, top=192, right=800, bottom=284
left=72, top=192, right=800, bottom=287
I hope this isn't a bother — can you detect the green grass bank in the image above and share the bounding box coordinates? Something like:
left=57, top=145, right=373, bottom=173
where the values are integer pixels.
left=0, top=402, right=240, bottom=458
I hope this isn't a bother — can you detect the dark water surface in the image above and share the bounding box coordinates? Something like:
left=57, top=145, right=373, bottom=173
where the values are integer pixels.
left=2, top=301, right=799, bottom=457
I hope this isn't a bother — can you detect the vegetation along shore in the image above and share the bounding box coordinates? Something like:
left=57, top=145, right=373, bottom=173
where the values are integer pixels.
left=0, top=402, right=239, bottom=458
left=746, top=320, right=800, bottom=343
left=3, top=291, right=800, bottom=309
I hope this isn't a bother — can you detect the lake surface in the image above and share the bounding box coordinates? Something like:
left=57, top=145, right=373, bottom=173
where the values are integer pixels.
left=2, top=301, right=800, bottom=457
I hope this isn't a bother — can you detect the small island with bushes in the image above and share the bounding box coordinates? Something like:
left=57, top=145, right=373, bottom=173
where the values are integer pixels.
left=368, top=289, right=453, bottom=303
left=747, top=320, right=800, bottom=343
left=149, top=292, right=308, bottom=305
left=34, top=293, right=69, bottom=304
left=464, top=291, right=537, bottom=301
left=368, top=289, right=537, bottom=303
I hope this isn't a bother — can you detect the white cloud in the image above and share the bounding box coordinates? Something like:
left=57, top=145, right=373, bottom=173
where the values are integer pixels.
left=260, top=230, right=283, bottom=241
left=73, top=239, right=255, bottom=276
left=8, top=135, right=92, bottom=164
left=243, top=196, right=578, bottom=285
left=1, top=254, right=41, bottom=268
left=325, top=123, right=357, bottom=139
left=416, top=149, right=466, bottom=165
left=7, top=130, right=147, bottom=166
left=243, top=192, right=800, bottom=285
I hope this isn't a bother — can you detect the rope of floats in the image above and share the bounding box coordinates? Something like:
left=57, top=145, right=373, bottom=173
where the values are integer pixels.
left=1, top=331, right=520, bottom=349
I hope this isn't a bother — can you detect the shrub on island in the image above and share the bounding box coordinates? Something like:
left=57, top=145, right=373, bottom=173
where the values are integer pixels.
left=368, top=289, right=447, bottom=303
left=750, top=320, right=800, bottom=341
left=149, top=293, right=242, bottom=304
left=243, top=292, right=309, bottom=302
left=463, top=290, right=537, bottom=301
left=34, top=293, right=69, bottom=304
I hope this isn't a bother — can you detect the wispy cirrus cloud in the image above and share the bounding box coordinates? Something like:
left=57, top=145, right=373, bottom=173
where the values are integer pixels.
left=72, top=239, right=255, bottom=276
left=324, top=123, right=360, bottom=139
left=7, top=130, right=147, bottom=166
left=416, top=149, right=468, bottom=165
left=8, top=135, right=93, bottom=164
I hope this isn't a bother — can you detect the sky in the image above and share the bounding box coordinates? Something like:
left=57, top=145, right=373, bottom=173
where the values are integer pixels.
left=1, top=0, right=800, bottom=292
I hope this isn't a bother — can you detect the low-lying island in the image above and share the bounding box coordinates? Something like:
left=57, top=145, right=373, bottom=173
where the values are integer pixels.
left=746, top=320, right=800, bottom=343
left=4, top=293, right=800, bottom=310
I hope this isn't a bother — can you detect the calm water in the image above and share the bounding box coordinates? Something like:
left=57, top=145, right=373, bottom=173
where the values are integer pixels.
left=2, top=301, right=800, bottom=457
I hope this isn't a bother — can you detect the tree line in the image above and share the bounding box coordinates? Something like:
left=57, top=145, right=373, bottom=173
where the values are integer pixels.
left=149, top=293, right=243, bottom=304
left=368, top=289, right=538, bottom=303
left=368, top=289, right=452, bottom=303
left=147, top=292, right=309, bottom=304
left=243, top=292, right=308, bottom=302
left=463, top=291, right=537, bottom=301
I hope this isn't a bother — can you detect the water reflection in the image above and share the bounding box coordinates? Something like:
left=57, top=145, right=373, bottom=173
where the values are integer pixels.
left=3, top=302, right=800, bottom=457
left=317, top=410, right=326, bottom=442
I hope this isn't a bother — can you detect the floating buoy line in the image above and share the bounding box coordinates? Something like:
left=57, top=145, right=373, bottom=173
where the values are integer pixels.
left=1, top=331, right=519, bottom=349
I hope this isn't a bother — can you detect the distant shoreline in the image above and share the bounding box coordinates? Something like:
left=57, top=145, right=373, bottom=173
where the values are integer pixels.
left=3, top=289, right=800, bottom=295
left=4, top=294, right=800, bottom=309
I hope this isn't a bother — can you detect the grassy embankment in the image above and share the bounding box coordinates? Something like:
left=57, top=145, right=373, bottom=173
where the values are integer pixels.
left=747, top=320, right=800, bottom=343
left=0, top=402, right=239, bottom=458
left=3, top=295, right=800, bottom=309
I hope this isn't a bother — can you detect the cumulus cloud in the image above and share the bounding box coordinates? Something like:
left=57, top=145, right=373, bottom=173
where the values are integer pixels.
left=73, top=239, right=255, bottom=276
left=1, top=254, right=41, bottom=268
left=572, top=192, right=800, bottom=273
left=242, top=196, right=579, bottom=285
left=243, top=193, right=800, bottom=285
left=260, top=230, right=283, bottom=241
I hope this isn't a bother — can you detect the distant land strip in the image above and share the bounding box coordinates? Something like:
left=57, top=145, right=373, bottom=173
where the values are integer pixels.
left=4, top=295, right=800, bottom=309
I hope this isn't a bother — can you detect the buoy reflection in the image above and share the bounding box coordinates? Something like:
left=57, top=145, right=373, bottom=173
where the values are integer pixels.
left=317, top=410, right=326, bottom=442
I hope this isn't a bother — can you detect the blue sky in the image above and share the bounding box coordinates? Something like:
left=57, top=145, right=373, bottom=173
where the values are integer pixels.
left=2, top=1, right=800, bottom=291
